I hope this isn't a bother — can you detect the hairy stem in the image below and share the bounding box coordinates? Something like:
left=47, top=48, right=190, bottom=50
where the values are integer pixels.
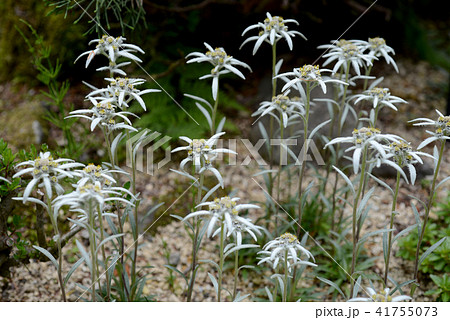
left=411, top=140, right=445, bottom=295
left=384, top=170, right=401, bottom=286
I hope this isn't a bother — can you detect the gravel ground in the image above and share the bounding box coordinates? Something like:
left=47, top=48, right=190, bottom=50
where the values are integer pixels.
left=1, top=59, right=448, bottom=302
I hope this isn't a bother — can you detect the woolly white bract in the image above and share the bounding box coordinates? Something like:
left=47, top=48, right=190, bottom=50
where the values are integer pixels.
left=348, top=287, right=412, bottom=302
left=241, top=12, right=306, bottom=55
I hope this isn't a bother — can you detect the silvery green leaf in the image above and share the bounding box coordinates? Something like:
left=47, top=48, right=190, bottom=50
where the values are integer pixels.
left=433, top=145, right=439, bottom=171
left=95, top=233, right=125, bottom=254
left=383, top=230, right=389, bottom=264
left=199, top=259, right=220, bottom=269
left=224, top=244, right=259, bottom=259
left=201, top=183, right=221, bottom=203
left=258, top=122, right=271, bottom=154
left=358, top=228, right=395, bottom=246
left=435, top=176, right=450, bottom=191
left=368, top=173, right=394, bottom=196
left=238, top=265, right=256, bottom=271
left=317, top=276, right=346, bottom=299
left=393, top=224, right=418, bottom=243
left=195, top=102, right=212, bottom=129
left=195, top=221, right=209, bottom=253
left=271, top=274, right=284, bottom=294
left=411, top=202, right=422, bottom=234
left=76, top=239, right=92, bottom=271
left=275, top=59, right=284, bottom=76
left=171, top=214, right=194, bottom=232
left=233, top=292, right=250, bottom=302
left=418, top=236, right=447, bottom=267
left=309, top=119, right=331, bottom=140
left=208, top=272, right=219, bottom=296
left=143, top=202, right=165, bottom=219
left=106, top=216, right=119, bottom=237
left=352, top=275, right=362, bottom=299
left=184, top=93, right=213, bottom=111
left=265, top=287, right=273, bottom=302
left=13, top=197, right=48, bottom=210
left=216, top=117, right=226, bottom=134
left=340, top=103, right=349, bottom=130
left=33, top=245, right=58, bottom=270
left=164, top=265, right=189, bottom=285
left=252, top=169, right=278, bottom=177
left=332, top=166, right=355, bottom=196
left=64, top=256, right=85, bottom=286
left=356, top=187, right=375, bottom=220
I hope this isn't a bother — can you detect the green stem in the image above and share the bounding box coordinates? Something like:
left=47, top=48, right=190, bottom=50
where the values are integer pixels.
left=363, top=62, right=373, bottom=91
left=232, top=247, right=239, bottom=301
left=211, top=79, right=220, bottom=135
left=283, top=250, right=289, bottom=302
left=411, top=140, right=445, bottom=294
left=217, top=222, right=225, bottom=302
left=296, top=82, right=311, bottom=237
left=330, top=62, right=351, bottom=232
left=350, top=145, right=368, bottom=297
left=384, top=170, right=401, bottom=286
left=124, top=128, right=140, bottom=298
left=98, top=205, right=111, bottom=300
left=88, top=200, right=97, bottom=302
left=186, top=171, right=204, bottom=302
left=48, top=198, right=66, bottom=302
left=276, top=118, right=284, bottom=231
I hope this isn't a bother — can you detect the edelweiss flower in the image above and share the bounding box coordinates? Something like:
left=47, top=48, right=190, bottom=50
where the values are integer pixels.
left=75, top=35, right=144, bottom=69
left=325, top=127, right=402, bottom=174
left=186, top=43, right=251, bottom=100
left=360, top=37, right=398, bottom=72
left=13, top=152, right=83, bottom=202
left=258, top=232, right=316, bottom=271
left=183, top=196, right=260, bottom=238
left=277, top=64, right=348, bottom=94
left=252, top=94, right=305, bottom=128
left=241, top=12, right=306, bottom=55
left=410, top=109, right=450, bottom=149
left=54, top=180, right=135, bottom=227
left=67, top=98, right=138, bottom=132
left=87, top=77, right=160, bottom=111
left=351, top=87, right=407, bottom=111
left=74, top=163, right=119, bottom=188
left=348, top=287, right=412, bottom=302
left=172, top=132, right=235, bottom=171
left=385, top=141, right=432, bottom=184
left=319, top=39, right=376, bottom=76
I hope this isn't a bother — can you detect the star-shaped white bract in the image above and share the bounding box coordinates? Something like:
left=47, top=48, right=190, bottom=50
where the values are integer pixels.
left=325, top=127, right=403, bottom=175
left=258, top=232, right=316, bottom=271
left=186, top=43, right=251, bottom=101
left=75, top=35, right=144, bottom=69
left=171, top=132, right=236, bottom=187
left=241, top=12, right=306, bottom=55
left=87, top=77, right=160, bottom=111
left=252, top=94, right=305, bottom=128
left=13, top=152, right=83, bottom=202
left=319, top=39, right=376, bottom=76
left=385, top=141, right=432, bottom=185
left=409, top=109, right=450, bottom=149
left=183, top=196, right=260, bottom=239
left=67, top=97, right=138, bottom=132
left=277, top=64, right=348, bottom=95
left=348, top=287, right=412, bottom=302
left=351, top=87, right=407, bottom=111
left=360, top=37, right=398, bottom=73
